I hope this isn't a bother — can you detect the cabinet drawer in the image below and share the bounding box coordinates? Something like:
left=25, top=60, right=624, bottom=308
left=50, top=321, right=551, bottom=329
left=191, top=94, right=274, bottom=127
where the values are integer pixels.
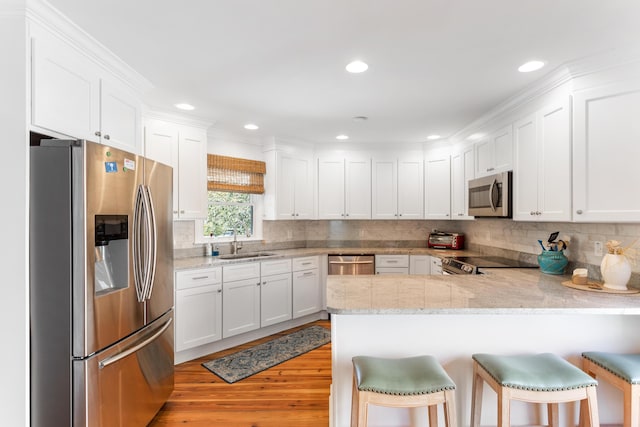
left=292, top=256, right=319, bottom=271
left=223, top=262, right=261, bottom=282
left=175, top=267, right=222, bottom=290
left=375, top=255, right=409, bottom=268
left=261, top=258, right=292, bottom=276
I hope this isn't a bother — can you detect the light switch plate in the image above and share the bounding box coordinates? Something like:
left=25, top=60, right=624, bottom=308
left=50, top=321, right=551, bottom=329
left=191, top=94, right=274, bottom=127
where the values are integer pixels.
left=594, top=241, right=603, bottom=257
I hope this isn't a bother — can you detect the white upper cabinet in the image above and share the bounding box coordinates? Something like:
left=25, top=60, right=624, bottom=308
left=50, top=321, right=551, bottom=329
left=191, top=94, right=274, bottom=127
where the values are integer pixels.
left=424, top=153, right=451, bottom=220
left=274, top=153, right=314, bottom=219
left=144, top=118, right=208, bottom=220
left=573, top=81, right=640, bottom=222
left=31, top=25, right=142, bottom=154
left=475, top=124, right=513, bottom=177
left=513, top=97, right=572, bottom=222
left=318, top=156, right=371, bottom=219
left=451, top=144, right=475, bottom=219
left=372, top=158, right=423, bottom=219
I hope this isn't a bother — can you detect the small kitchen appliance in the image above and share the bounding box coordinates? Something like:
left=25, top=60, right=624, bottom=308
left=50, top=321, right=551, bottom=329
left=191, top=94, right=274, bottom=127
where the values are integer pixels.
left=428, top=231, right=465, bottom=250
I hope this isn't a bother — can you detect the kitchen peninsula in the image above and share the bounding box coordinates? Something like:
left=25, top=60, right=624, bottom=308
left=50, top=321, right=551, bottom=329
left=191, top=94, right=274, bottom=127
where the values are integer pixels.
left=327, top=271, right=640, bottom=427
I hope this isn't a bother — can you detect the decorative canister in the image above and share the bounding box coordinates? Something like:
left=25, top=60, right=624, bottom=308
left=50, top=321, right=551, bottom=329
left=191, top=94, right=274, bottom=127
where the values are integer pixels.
left=600, top=253, right=631, bottom=290
left=537, top=250, right=569, bottom=275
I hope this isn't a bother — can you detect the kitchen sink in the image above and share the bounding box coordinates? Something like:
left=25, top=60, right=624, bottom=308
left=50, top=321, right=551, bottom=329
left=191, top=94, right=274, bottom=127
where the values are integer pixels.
left=218, top=252, right=277, bottom=260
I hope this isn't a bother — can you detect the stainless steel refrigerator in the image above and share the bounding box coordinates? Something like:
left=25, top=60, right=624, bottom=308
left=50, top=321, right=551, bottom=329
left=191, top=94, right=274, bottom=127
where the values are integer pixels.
left=30, top=139, right=174, bottom=426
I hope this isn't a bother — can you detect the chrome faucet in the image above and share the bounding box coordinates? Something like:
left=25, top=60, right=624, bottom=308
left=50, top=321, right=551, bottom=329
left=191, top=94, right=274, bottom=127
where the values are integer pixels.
left=231, top=229, right=243, bottom=254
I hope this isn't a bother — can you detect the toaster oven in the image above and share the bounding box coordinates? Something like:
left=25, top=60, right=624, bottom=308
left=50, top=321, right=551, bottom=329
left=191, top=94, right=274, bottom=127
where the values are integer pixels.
left=427, top=232, right=465, bottom=250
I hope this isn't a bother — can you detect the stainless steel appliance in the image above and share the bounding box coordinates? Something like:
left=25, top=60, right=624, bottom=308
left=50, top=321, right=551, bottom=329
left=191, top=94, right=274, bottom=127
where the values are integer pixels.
left=328, top=255, right=375, bottom=275
left=428, top=231, right=465, bottom=250
left=30, top=139, right=174, bottom=427
left=468, top=171, right=512, bottom=217
left=441, top=256, right=538, bottom=275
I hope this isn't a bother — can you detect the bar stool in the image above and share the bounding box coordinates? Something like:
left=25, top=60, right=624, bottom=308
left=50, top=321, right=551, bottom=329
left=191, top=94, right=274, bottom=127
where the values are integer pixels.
left=351, top=355, right=457, bottom=427
left=582, top=351, right=640, bottom=427
left=471, top=353, right=599, bottom=427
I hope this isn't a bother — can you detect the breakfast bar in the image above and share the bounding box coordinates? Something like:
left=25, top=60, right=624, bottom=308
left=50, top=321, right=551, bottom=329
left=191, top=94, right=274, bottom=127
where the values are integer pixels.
left=327, top=270, right=640, bottom=427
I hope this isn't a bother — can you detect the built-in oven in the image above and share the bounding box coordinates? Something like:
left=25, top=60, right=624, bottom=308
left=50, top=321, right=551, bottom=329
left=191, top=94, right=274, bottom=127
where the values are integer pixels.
left=441, top=256, right=538, bottom=275
left=468, top=171, right=512, bottom=217
left=328, top=255, right=375, bottom=275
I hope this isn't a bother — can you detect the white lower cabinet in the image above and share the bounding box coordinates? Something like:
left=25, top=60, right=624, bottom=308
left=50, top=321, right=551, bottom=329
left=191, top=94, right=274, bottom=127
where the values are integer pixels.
left=222, top=263, right=261, bottom=338
left=175, top=267, right=223, bottom=352
left=375, top=255, right=409, bottom=274
left=260, top=259, right=293, bottom=327
left=409, top=255, right=431, bottom=275
left=292, top=256, right=322, bottom=318
left=431, top=257, right=443, bottom=275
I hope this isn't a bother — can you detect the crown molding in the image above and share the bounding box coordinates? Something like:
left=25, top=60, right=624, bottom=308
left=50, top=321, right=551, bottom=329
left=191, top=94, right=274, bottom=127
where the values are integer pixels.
left=451, top=49, right=640, bottom=142
left=25, top=0, right=153, bottom=96
left=142, top=107, right=213, bottom=130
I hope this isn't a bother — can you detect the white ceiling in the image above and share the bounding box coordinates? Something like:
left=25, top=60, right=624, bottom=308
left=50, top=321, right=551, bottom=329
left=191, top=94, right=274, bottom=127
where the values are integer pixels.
left=46, top=0, right=640, bottom=145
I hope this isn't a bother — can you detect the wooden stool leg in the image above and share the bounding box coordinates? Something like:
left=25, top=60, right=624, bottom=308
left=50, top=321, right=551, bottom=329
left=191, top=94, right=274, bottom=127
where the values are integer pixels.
left=628, top=383, right=640, bottom=427
left=471, top=363, right=483, bottom=427
left=497, top=388, right=510, bottom=427
left=351, top=377, right=358, bottom=427
left=428, top=405, right=438, bottom=427
left=444, top=389, right=457, bottom=427
left=548, top=403, right=559, bottom=427
left=583, top=386, right=600, bottom=427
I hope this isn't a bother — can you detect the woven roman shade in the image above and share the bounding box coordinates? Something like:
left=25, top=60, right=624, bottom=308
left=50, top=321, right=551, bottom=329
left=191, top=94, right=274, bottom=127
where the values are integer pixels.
left=207, top=154, right=266, bottom=194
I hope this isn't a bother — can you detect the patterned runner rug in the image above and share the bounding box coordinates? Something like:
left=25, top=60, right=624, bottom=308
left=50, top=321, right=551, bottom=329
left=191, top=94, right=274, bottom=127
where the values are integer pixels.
left=202, top=325, right=331, bottom=383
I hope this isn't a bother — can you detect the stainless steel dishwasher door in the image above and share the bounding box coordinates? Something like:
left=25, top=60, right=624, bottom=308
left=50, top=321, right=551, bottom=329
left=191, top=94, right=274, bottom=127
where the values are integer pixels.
left=328, top=255, right=375, bottom=275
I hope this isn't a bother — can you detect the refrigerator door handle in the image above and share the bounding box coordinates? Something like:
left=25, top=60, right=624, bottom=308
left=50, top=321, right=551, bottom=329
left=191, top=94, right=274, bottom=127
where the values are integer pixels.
left=98, top=317, right=172, bottom=369
left=144, top=185, right=158, bottom=301
left=133, top=185, right=146, bottom=302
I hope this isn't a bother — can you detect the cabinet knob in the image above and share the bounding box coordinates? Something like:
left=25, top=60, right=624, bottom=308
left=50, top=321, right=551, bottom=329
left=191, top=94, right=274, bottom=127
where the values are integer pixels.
left=291, top=213, right=295, bottom=216
left=217, top=289, right=222, bottom=293
left=103, top=134, right=110, bottom=140
left=173, top=210, right=178, bottom=214
left=180, top=210, right=185, bottom=214
left=345, top=213, right=349, bottom=217
left=576, top=210, right=583, bottom=215
left=530, top=211, right=535, bottom=215
left=256, top=282, right=261, bottom=286
left=536, top=211, right=541, bottom=215
left=94, top=131, right=101, bottom=137
left=295, top=213, right=299, bottom=217
left=262, top=281, right=266, bottom=285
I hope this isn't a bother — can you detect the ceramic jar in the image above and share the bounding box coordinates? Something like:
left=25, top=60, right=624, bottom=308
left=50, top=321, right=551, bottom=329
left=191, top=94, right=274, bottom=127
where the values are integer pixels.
left=537, top=250, right=568, bottom=275
left=600, top=253, right=631, bottom=290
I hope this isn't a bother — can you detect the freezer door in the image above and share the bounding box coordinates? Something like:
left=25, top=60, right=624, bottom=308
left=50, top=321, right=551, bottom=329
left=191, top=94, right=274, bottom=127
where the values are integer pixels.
left=80, top=142, right=145, bottom=356
left=143, top=158, right=174, bottom=322
left=73, top=310, right=174, bottom=427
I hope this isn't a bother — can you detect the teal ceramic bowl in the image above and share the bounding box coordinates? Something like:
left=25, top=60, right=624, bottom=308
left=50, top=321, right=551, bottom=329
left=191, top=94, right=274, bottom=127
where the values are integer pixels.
left=537, top=250, right=568, bottom=275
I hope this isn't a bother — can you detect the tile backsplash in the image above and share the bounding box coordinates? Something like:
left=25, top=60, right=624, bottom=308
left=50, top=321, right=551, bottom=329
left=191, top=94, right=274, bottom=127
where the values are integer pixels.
left=174, top=218, right=640, bottom=280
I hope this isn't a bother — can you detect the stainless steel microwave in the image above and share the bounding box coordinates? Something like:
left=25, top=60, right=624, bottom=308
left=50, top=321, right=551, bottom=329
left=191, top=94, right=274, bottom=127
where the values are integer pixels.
left=468, top=171, right=512, bottom=217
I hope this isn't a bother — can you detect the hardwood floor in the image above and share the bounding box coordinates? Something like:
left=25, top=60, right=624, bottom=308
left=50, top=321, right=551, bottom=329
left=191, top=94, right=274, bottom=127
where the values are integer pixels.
left=149, top=320, right=332, bottom=427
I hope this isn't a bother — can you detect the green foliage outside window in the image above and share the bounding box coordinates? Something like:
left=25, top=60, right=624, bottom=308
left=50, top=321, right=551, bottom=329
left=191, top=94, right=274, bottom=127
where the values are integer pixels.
left=204, top=191, right=254, bottom=237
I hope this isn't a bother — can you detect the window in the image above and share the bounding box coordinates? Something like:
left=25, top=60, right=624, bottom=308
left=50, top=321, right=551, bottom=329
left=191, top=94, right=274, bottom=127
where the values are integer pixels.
left=204, top=191, right=254, bottom=238
left=198, top=154, right=266, bottom=242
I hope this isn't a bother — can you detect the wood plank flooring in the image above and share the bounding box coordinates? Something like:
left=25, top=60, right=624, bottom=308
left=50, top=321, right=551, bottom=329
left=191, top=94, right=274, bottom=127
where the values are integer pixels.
left=149, top=320, right=332, bottom=427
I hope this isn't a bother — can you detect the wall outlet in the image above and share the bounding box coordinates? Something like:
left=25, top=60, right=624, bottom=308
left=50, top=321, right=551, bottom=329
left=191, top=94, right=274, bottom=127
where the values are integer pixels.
left=287, top=230, right=292, bottom=239
left=594, top=241, right=603, bottom=257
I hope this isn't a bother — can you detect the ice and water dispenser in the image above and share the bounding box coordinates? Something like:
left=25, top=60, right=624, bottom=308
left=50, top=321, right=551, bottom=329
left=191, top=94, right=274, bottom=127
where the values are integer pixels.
left=94, top=215, right=129, bottom=293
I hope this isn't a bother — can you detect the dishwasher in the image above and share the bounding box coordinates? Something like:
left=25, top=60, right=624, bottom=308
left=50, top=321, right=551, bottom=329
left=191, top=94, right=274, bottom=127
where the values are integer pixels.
left=328, top=255, right=375, bottom=275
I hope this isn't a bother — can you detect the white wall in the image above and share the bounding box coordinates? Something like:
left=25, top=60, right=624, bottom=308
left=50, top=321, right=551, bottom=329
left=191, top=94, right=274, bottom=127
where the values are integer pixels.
left=1, top=3, right=29, bottom=425
left=207, top=128, right=264, bottom=161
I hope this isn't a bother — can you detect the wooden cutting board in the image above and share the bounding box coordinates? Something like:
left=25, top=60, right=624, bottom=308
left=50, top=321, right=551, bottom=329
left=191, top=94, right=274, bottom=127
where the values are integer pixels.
left=561, top=280, right=640, bottom=294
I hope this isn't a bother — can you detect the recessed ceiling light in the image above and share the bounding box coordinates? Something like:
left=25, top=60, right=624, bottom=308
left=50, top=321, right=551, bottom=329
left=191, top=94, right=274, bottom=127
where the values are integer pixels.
left=518, top=60, right=545, bottom=73
left=346, top=60, right=368, bottom=73
left=244, top=123, right=259, bottom=130
left=427, top=135, right=441, bottom=140
left=336, top=134, right=349, bottom=140
left=352, top=116, right=368, bottom=122
left=468, top=133, right=485, bottom=141
left=174, top=103, right=195, bottom=111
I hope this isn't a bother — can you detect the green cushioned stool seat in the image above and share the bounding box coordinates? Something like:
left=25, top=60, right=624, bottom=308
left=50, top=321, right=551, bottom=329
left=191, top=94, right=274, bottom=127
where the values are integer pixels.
left=353, top=355, right=456, bottom=395
left=582, top=351, right=640, bottom=384
left=582, top=352, right=640, bottom=427
left=471, top=353, right=599, bottom=427
left=351, top=355, right=457, bottom=427
left=473, top=353, right=597, bottom=391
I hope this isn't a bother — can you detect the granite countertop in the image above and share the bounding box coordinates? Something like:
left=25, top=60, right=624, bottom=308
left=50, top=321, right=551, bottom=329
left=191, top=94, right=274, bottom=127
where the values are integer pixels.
left=173, top=247, right=474, bottom=270
left=326, top=269, right=640, bottom=315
